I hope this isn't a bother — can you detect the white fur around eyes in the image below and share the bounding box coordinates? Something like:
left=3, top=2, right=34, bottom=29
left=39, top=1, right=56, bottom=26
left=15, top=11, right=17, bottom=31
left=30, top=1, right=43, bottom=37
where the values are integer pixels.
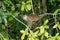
left=23, top=15, right=28, bottom=21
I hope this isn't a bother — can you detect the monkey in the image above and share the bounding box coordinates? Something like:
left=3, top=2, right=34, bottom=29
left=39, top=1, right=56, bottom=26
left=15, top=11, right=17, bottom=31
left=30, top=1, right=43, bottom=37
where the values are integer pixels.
left=21, top=13, right=47, bottom=29
left=21, top=13, right=39, bottom=28
left=20, top=0, right=47, bottom=29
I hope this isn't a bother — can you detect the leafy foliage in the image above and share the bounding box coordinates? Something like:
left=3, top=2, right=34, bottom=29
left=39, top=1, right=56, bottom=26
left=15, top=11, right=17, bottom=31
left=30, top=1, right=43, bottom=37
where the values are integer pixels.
left=0, top=0, right=60, bottom=40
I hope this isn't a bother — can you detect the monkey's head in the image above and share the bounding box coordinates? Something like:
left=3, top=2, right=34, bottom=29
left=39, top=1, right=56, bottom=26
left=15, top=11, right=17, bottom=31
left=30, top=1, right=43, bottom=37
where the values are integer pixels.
left=22, top=15, right=28, bottom=21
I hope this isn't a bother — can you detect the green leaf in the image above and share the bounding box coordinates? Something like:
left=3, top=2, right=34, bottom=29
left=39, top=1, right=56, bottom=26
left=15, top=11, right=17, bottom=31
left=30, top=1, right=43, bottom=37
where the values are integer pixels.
left=57, top=36, right=60, bottom=40
left=38, top=26, right=45, bottom=36
left=34, top=31, right=39, bottom=35
left=3, top=17, right=7, bottom=26
left=20, top=30, right=25, bottom=33
left=44, top=25, right=49, bottom=29
left=21, top=33, right=25, bottom=40
left=8, top=17, right=13, bottom=21
left=0, top=31, right=9, bottom=40
left=20, top=28, right=29, bottom=40
left=2, top=13, right=7, bottom=26
left=11, top=6, right=15, bottom=11
left=58, top=24, right=60, bottom=30
left=40, top=27, right=44, bottom=34
left=16, top=4, right=20, bottom=8
left=55, top=33, right=59, bottom=36
left=0, top=17, right=2, bottom=23
left=44, top=31, right=49, bottom=38
left=54, top=9, right=59, bottom=14
left=21, top=1, right=26, bottom=11
left=3, top=0, right=13, bottom=5
left=53, top=22, right=59, bottom=28
left=25, top=28, right=29, bottom=35
left=44, top=19, right=48, bottom=25
left=13, top=12, right=19, bottom=17
left=26, top=0, right=31, bottom=4
left=5, top=12, right=12, bottom=16
left=22, top=1, right=25, bottom=5
left=21, top=5, right=25, bottom=11
left=2, top=25, right=5, bottom=29
left=26, top=4, right=31, bottom=10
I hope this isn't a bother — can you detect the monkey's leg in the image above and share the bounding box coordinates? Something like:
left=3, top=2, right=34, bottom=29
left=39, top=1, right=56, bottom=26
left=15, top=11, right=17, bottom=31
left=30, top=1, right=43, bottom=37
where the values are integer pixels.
left=27, top=21, right=33, bottom=29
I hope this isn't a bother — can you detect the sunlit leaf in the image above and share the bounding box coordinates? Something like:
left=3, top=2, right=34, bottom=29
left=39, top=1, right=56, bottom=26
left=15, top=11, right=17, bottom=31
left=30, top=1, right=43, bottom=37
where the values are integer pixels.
left=21, top=33, right=25, bottom=40
left=54, top=9, right=59, bottom=14
left=21, top=5, right=25, bottom=11
left=55, top=33, right=59, bottom=36
left=20, top=30, right=25, bottom=40
left=58, top=24, right=60, bottom=30
left=25, top=28, right=29, bottom=35
left=38, top=26, right=45, bottom=36
left=20, top=30, right=24, bottom=33
left=45, top=31, right=49, bottom=38
left=20, top=28, right=29, bottom=40
left=57, top=36, right=60, bottom=40
left=21, top=1, right=26, bottom=11
left=34, top=31, right=39, bottom=35
left=26, top=0, right=31, bottom=4
left=2, top=25, right=5, bottom=29
left=44, top=19, right=48, bottom=25
left=53, top=22, right=59, bottom=28
left=26, top=4, right=31, bottom=10
left=44, top=25, right=49, bottom=29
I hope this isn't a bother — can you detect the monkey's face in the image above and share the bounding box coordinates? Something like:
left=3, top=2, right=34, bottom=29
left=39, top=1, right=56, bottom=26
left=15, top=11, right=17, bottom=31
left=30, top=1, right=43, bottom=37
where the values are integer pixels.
left=22, top=15, right=28, bottom=21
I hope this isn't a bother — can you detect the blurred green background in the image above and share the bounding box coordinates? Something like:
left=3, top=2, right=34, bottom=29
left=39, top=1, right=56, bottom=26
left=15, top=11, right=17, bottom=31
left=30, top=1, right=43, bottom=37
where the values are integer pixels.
left=0, top=0, right=60, bottom=40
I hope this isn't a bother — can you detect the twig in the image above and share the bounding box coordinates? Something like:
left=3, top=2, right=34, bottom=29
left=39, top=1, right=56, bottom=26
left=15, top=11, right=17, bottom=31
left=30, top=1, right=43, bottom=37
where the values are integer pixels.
left=42, top=0, right=47, bottom=13
left=11, top=15, right=32, bottom=31
left=39, top=13, right=60, bottom=16
left=46, top=13, right=60, bottom=15
left=31, top=0, right=34, bottom=14
left=11, top=15, right=27, bottom=27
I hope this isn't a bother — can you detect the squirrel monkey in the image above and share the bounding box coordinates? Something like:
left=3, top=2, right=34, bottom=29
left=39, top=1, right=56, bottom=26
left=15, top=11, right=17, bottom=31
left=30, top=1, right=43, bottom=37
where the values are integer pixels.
left=21, top=13, right=46, bottom=28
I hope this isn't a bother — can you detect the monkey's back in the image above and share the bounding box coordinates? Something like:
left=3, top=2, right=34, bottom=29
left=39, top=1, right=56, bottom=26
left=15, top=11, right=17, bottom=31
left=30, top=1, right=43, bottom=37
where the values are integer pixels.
left=27, top=14, right=40, bottom=22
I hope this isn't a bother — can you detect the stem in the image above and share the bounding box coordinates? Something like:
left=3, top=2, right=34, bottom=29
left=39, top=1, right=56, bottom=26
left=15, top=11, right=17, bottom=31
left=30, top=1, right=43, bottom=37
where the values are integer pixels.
left=11, top=15, right=32, bottom=31
left=12, top=15, right=28, bottom=27
left=31, top=0, right=34, bottom=14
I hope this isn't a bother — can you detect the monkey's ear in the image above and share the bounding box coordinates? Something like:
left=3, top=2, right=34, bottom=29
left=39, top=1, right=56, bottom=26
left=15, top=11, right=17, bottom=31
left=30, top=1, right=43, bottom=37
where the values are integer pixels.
left=20, top=15, right=28, bottom=21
